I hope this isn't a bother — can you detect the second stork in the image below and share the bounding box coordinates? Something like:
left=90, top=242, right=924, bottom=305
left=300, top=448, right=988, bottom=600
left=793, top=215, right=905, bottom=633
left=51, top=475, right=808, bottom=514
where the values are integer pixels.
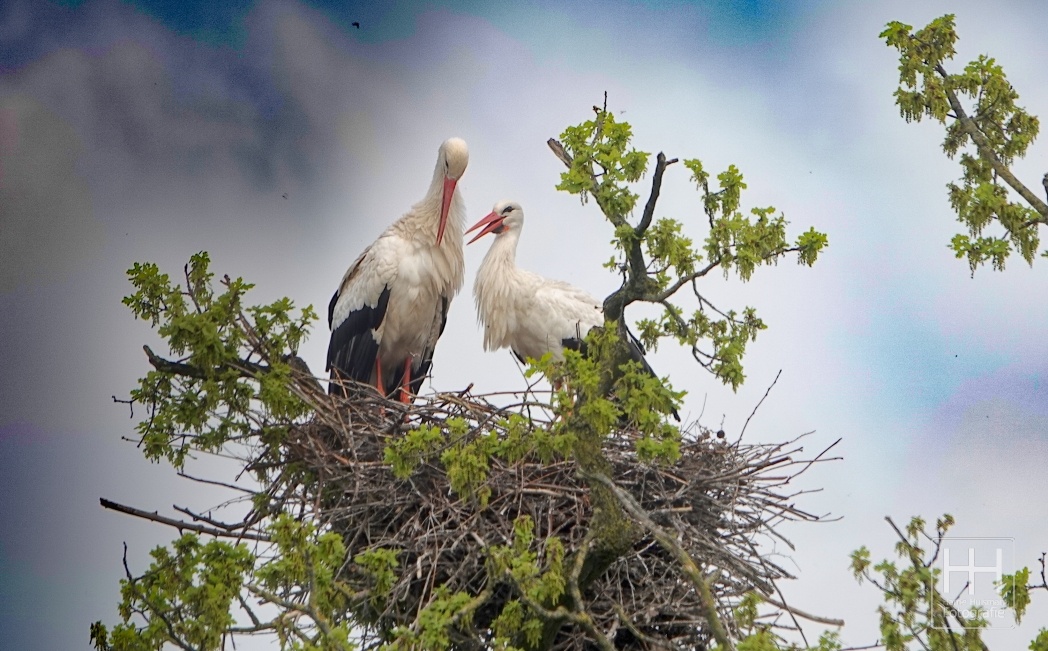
left=469, top=200, right=678, bottom=420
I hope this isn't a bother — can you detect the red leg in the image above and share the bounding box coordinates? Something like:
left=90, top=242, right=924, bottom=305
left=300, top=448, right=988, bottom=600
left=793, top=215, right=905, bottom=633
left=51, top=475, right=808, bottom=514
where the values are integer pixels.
left=374, top=357, right=385, bottom=397
left=399, top=356, right=413, bottom=404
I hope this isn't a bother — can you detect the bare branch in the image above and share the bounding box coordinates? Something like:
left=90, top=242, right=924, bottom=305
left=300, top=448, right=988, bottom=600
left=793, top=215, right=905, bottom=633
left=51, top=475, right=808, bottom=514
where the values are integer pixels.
left=100, top=498, right=271, bottom=542
left=739, top=370, right=781, bottom=442
left=636, top=152, right=672, bottom=236
left=547, top=138, right=575, bottom=173
left=759, top=594, right=844, bottom=627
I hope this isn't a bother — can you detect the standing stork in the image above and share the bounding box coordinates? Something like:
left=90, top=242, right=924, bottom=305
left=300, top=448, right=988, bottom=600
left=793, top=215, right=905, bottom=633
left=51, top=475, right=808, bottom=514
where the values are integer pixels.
left=327, top=137, right=469, bottom=402
left=469, top=200, right=678, bottom=419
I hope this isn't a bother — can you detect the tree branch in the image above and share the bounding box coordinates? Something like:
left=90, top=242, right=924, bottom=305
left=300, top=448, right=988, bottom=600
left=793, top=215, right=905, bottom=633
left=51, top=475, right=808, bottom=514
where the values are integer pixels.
left=883, top=516, right=991, bottom=651
left=100, top=498, right=272, bottom=542
left=582, top=470, right=735, bottom=651
left=935, top=64, right=1048, bottom=219
left=739, top=370, right=781, bottom=442
left=121, top=543, right=200, bottom=651
left=547, top=138, right=574, bottom=170
left=604, top=151, right=674, bottom=322
left=636, top=152, right=676, bottom=236
left=759, top=594, right=844, bottom=627
left=142, top=344, right=321, bottom=396
left=172, top=504, right=264, bottom=534
left=647, top=259, right=719, bottom=302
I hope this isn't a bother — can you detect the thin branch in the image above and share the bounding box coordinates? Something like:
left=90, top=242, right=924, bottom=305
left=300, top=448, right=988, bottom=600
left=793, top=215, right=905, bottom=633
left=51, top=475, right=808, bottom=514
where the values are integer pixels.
left=122, top=543, right=199, bottom=651
left=172, top=504, right=264, bottom=533
left=112, top=395, right=135, bottom=418
left=612, top=604, right=676, bottom=650
left=647, top=259, right=720, bottom=302
left=883, top=516, right=991, bottom=651
left=142, top=345, right=263, bottom=380
left=1035, top=552, right=1048, bottom=591
left=738, top=370, right=781, bottom=443
left=176, top=471, right=258, bottom=495
left=100, top=498, right=271, bottom=542
left=759, top=594, right=844, bottom=627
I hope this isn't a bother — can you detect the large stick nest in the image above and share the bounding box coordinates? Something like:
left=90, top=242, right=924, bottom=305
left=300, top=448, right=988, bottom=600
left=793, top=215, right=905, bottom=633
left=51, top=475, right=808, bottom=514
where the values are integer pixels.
left=281, top=380, right=827, bottom=650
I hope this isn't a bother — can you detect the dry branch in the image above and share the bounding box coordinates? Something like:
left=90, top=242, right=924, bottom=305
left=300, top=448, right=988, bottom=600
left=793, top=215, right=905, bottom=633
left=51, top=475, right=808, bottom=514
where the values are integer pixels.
left=100, top=497, right=272, bottom=542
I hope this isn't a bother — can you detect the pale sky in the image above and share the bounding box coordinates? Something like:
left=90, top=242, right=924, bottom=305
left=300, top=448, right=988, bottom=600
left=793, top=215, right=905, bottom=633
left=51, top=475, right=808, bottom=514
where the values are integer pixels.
left=1, top=0, right=1047, bottom=648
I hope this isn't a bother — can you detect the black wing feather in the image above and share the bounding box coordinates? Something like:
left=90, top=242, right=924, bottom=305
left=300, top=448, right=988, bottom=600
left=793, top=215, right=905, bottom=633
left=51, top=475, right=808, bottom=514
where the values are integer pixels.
left=561, top=321, right=589, bottom=355
left=326, top=286, right=391, bottom=395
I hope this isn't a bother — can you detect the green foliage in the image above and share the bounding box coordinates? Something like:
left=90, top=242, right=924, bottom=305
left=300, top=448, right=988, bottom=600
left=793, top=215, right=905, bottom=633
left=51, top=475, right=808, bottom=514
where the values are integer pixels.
left=999, top=566, right=1031, bottom=624
left=384, top=412, right=576, bottom=506
left=1031, top=629, right=1048, bottom=651
left=718, top=593, right=845, bottom=651
left=489, top=516, right=567, bottom=647
left=389, top=586, right=474, bottom=650
left=491, top=599, right=533, bottom=650
left=91, top=535, right=254, bottom=651
left=553, top=106, right=826, bottom=390
left=734, top=629, right=778, bottom=651
left=440, top=431, right=496, bottom=507
left=384, top=423, right=447, bottom=479
left=383, top=331, right=686, bottom=505
left=254, top=516, right=358, bottom=651
left=123, top=252, right=316, bottom=467
left=796, top=227, right=829, bottom=267
left=882, top=15, right=1046, bottom=273
left=557, top=111, right=649, bottom=218
left=89, top=622, right=111, bottom=651
left=526, top=326, right=683, bottom=463
left=813, top=631, right=844, bottom=651
left=644, top=217, right=696, bottom=287
left=853, top=514, right=1048, bottom=651
left=354, top=548, right=400, bottom=602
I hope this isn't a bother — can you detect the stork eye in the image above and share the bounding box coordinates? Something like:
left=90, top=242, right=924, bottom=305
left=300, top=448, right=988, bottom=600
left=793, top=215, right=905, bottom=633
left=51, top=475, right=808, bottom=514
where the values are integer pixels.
left=501, top=206, right=514, bottom=215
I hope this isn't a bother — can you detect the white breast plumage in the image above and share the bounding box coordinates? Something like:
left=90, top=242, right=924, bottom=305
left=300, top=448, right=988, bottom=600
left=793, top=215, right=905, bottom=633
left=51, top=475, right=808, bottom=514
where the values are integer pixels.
left=470, top=201, right=604, bottom=364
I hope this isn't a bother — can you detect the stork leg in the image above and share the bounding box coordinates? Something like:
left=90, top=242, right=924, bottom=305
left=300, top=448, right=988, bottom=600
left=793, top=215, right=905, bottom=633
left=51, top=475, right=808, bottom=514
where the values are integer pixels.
left=398, top=356, right=413, bottom=404
left=375, top=357, right=385, bottom=397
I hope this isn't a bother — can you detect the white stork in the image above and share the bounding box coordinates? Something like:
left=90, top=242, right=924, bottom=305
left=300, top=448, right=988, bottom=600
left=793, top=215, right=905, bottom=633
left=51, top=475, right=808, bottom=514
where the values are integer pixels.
left=469, top=200, right=602, bottom=362
left=326, top=137, right=469, bottom=402
left=469, top=200, right=678, bottom=419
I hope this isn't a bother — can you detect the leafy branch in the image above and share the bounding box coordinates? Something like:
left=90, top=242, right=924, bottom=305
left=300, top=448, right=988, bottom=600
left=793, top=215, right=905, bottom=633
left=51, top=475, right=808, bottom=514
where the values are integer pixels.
left=850, top=515, right=1048, bottom=651
left=881, top=14, right=1047, bottom=273
left=550, top=102, right=826, bottom=390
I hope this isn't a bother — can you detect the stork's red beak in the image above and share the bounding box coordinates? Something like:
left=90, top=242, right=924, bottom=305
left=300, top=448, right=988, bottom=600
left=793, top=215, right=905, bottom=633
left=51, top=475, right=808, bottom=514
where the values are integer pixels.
left=436, top=176, right=457, bottom=246
left=466, top=210, right=505, bottom=244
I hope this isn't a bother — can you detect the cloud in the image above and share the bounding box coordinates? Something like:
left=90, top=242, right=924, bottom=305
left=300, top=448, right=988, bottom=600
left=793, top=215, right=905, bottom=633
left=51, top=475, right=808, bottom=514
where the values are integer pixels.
left=0, top=94, right=104, bottom=291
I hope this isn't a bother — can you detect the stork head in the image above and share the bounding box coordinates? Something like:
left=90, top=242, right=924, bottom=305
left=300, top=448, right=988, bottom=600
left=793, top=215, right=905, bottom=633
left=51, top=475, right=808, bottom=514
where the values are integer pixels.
left=435, top=137, right=469, bottom=246
left=466, top=200, right=523, bottom=244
